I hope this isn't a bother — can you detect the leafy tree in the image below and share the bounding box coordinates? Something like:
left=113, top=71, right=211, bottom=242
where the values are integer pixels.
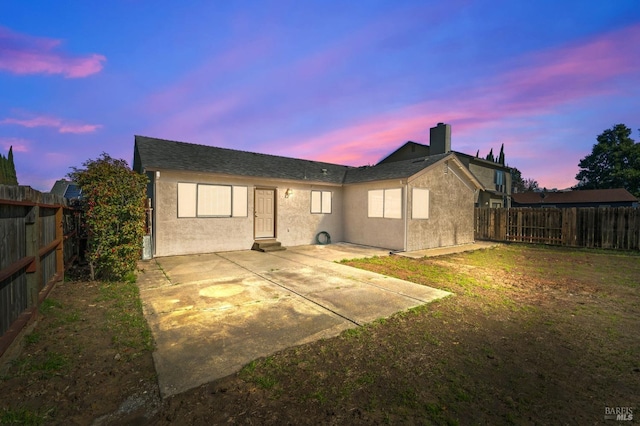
left=511, top=167, right=539, bottom=193
left=523, top=178, right=539, bottom=192
left=575, top=124, right=640, bottom=197
left=68, top=153, right=148, bottom=281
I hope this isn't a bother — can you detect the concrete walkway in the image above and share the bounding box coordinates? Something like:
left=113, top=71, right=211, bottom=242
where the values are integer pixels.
left=136, top=243, right=491, bottom=397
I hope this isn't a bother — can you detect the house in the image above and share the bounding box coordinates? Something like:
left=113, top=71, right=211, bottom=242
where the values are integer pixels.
left=50, top=179, right=81, bottom=200
left=512, top=188, right=639, bottom=208
left=378, top=123, right=512, bottom=208
left=133, top=134, right=483, bottom=257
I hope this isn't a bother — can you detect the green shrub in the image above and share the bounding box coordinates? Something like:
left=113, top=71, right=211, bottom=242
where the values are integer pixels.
left=69, top=153, right=148, bottom=281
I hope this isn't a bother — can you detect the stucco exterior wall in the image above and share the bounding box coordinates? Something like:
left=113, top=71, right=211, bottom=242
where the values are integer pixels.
left=342, top=181, right=406, bottom=251
left=276, top=182, right=343, bottom=247
left=469, top=162, right=497, bottom=190
left=469, top=161, right=512, bottom=208
left=153, top=170, right=343, bottom=256
left=406, top=163, right=476, bottom=251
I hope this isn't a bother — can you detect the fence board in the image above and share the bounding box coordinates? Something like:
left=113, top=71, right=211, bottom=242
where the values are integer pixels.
left=475, top=207, right=640, bottom=250
left=0, top=185, right=78, bottom=356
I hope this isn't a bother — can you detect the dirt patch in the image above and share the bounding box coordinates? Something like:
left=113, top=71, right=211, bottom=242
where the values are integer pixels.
left=0, top=273, right=160, bottom=425
left=1, top=244, right=639, bottom=425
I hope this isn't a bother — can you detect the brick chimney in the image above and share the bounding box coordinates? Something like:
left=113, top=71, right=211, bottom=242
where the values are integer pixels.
left=429, top=122, right=451, bottom=155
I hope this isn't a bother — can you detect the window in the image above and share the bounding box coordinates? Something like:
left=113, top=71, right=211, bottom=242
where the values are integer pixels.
left=384, top=188, right=402, bottom=219
left=232, top=186, right=248, bottom=217
left=178, top=183, right=197, bottom=218
left=198, top=184, right=231, bottom=216
left=368, top=189, right=384, bottom=217
left=177, top=183, right=247, bottom=218
left=368, top=188, right=402, bottom=219
left=495, top=170, right=505, bottom=192
left=311, top=190, right=332, bottom=214
left=412, top=188, right=429, bottom=219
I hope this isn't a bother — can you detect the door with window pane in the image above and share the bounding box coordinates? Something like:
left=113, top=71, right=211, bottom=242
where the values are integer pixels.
left=255, top=189, right=275, bottom=238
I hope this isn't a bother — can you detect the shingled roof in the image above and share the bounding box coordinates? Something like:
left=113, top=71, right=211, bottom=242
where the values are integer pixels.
left=344, top=153, right=450, bottom=183
left=133, top=136, right=470, bottom=185
left=134, top=135, right=351, bottom=184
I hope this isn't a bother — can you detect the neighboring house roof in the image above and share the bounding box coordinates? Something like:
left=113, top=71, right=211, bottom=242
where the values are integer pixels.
left=344, top=153, right=482, bottom=186
left=133, top=135, right=483, bottom=189
left=453, top=150, right=511, bottom=170
left=50, top=179, right=81, bottom=199
left=378, top=141, right=510, bottom=170
left=512, top=188, right=638, bottom=206
left=377, top=141, right=431, bottom=164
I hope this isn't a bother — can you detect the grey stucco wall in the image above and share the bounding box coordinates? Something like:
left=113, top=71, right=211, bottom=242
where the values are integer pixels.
left=342, top=181, right=406, bottom=251
left=406, top=163, right=476, bottom=251
left=153, top=170, right=343, bottom=256
left=469, top=162, right=497, bottom=190
left=276, top=182, right=343, bottom=247
left=469, top=161, right=512, bottom=208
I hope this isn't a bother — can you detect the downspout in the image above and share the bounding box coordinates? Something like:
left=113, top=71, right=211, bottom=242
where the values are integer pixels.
left=404, top=182, right=408, bottom=252
left=389, top=182, right=409, bottom=255
left=153, top=171, right=157, bottom=257
left=145, top=169, right=157, bottom=258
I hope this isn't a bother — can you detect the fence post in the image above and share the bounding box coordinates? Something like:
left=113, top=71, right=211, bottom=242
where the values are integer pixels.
left=55, top=206, right=64, bottom=281
left=24, top=205, right=41, bottom=307
left=498, top=208, right=507, bottom=240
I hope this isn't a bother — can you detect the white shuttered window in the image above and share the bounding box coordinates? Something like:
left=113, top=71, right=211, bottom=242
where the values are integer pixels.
left=177, top=183, right=247, bottom=218
left=311, top=190, right=332, bottom=214
left=368, top=188, right=402, bottom=219
left=412, top=188, right=430, bottom=219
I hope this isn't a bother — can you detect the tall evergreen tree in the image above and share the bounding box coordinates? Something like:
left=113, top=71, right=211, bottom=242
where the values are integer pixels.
left=486, top=148, right=494, bottom=162
left=0, top=146, right=19, bottom=185
left=498, top=144, right=505, bottom=165
left=0, top=153, right=8, bottom=184
left=8, top=146, right=17, bottom=184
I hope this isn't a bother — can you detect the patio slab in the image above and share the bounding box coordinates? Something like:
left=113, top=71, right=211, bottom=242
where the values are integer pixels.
left=136, top=243, right=453, bottom=397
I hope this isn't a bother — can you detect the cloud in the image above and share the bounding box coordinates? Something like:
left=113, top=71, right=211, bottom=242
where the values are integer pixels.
left=251, top=25, right=636, bottom=186
left=1, top=114, right=102, bottom=134
left=0, top=26, right=106, bottom=78
left=484, top=23, right=640, bottom=115
left=59, top=123, right=103, bottom=134
left=0, top=136, right=30, bottom=152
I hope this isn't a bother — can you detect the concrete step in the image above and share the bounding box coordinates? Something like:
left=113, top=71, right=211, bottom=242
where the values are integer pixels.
left=252, top=240, right=286, bottom=252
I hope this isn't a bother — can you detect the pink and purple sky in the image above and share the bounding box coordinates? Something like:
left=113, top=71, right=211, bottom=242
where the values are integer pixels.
left=1, top=1, right=639, bottom=192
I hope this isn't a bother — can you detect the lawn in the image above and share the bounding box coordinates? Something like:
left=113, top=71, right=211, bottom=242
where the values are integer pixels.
left=1, top=244, right=638, bottom=425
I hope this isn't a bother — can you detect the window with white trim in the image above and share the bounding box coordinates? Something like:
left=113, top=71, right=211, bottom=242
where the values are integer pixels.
left=368, top=188, right=402, bottom=219
left=177, top=183, right=248, bottom=218
left=311, top=190, right=332, bottom=214
left=412, top=188, right=430, bottom=219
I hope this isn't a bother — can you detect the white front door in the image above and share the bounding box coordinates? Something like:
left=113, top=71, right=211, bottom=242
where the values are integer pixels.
left=255, top=189, right=275, bottom=238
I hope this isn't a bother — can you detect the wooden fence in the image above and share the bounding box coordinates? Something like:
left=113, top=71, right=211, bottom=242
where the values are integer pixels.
left=475, top=207, right=640, bottom=250
left=0, top=185, right=80, bottom=358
